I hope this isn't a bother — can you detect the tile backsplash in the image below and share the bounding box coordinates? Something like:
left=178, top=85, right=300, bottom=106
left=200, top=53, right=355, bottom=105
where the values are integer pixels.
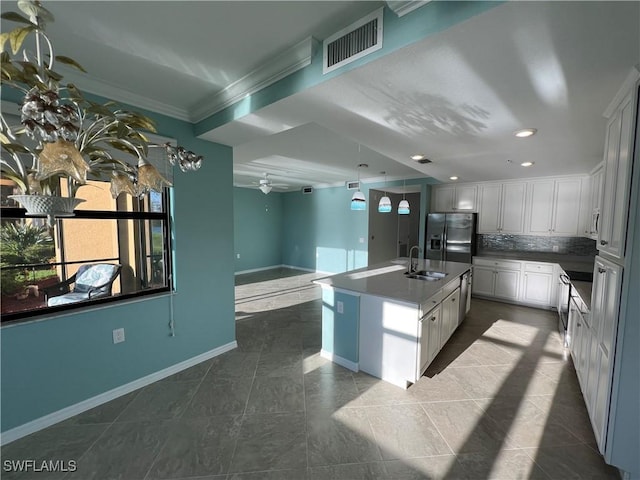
left=477, top=234, right=597, bottom=256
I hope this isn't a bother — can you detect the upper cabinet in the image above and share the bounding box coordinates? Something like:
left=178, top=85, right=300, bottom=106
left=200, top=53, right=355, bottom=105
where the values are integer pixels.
left=598, top=84, right=637, bottom=261
left=432, top=184, right=477, bottom=212
left=526, top=177, right=585, bottom=236
left=586, top=164, right=604, bottom=239
left=478, top=182, right=526, bottom=234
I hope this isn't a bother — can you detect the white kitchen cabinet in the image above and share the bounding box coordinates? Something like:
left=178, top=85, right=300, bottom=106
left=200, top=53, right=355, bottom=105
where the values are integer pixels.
left=440, top=288, right=460, bottom=347
left=432, top=184, right=477, bottom=212
left=472, top=259, right=520, bottom=301
left=589, top=256, right=622, bottom=451
left=477, top=182, right=526, bottom=234
left=521, top=262, right=554, bottom=306
left=598, top=90, right=635, bottom=260
left=423, top=304, right=442, bottom=370
left=527, top=177, right=583, bottom=236
left=586, top=165, right=604, bottom=239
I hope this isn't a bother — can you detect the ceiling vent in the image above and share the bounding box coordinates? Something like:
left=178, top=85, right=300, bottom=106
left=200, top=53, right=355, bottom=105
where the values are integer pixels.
left=346, top=180, right=360, bottom=190
left=416, top=158, right=432, bottom=164
left=323, top=8, right=383, bottom=75
left=302, top=186, right=314, bottom=194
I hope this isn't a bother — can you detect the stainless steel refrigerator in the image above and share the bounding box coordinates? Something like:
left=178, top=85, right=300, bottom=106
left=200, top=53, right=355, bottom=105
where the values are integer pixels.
left=425, top=213, right=476, bottom=263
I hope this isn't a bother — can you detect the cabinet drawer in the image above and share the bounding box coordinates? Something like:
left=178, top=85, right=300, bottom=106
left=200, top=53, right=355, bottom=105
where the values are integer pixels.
left=473, top=258, right=521, bottom=270
left=524, top=263, right=554, bottom=274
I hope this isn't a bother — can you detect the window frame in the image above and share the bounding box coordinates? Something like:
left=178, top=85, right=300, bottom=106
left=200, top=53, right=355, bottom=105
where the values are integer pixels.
left=0, top=189, right=174, bottom=325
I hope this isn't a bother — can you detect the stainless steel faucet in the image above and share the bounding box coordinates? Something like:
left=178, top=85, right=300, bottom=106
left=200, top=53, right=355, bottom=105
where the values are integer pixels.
left=409, top=245, right=421, bottom=273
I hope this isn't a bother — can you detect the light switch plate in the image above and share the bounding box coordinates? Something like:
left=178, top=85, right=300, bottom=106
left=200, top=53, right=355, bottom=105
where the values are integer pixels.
left=337, top=301, right=344, bottom=314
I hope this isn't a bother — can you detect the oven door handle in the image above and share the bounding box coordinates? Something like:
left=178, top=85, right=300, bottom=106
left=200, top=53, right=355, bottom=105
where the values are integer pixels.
left=560, top=274, right=571, bottom=285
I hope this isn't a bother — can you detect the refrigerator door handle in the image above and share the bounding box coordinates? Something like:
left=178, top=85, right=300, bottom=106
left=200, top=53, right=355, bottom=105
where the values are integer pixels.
left=442, top=221, right=447, bottom=262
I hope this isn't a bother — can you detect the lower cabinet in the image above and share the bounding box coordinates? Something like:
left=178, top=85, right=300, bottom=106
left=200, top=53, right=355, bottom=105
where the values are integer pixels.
left=420, top=304, right=442, bottom=374
left=472, top=259, right=521, bottom=301
left=359, top=283, right=462, bottom=388
left=440, top=288, right=461, bottom=346
left=472, top=257, right=556, bottom=308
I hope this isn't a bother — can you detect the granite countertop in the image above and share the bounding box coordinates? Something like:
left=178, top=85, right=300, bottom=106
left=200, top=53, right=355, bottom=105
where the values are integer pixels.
left=476, top=251, right=595, bottom=274
left=313, top=259, right=471, bottom=305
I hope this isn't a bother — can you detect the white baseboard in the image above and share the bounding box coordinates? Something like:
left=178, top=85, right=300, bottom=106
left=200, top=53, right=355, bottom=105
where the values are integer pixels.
left=0, top=341, right=237, bottom=445
left=320, top=349, right=359, bottom=372
left=235, top=265, right=284, bottom=275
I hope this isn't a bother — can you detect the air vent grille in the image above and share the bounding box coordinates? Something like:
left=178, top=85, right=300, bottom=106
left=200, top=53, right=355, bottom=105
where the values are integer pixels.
left=302, top=186, right=314, bottom=194
left=346, top=181, right=360, bottom=190
left=323, top=8, right=383, bottom=74
left=416, top=158, right=432, bottom=164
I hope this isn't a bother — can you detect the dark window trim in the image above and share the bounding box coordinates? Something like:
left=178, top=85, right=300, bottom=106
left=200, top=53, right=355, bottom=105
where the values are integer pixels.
left=1, top=190, right=174, bottom=326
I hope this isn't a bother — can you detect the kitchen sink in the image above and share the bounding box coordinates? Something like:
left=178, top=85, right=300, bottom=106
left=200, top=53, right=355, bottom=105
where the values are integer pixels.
left=405, top=270, right=448, bottom=281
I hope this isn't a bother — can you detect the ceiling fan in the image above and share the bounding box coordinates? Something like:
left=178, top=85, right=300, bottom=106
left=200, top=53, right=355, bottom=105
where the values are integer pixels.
left=238, top=173, right=289, bottom=194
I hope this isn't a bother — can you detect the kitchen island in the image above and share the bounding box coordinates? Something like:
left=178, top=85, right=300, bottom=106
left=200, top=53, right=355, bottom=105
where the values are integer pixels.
left=314, top=259, right=471, bottom=388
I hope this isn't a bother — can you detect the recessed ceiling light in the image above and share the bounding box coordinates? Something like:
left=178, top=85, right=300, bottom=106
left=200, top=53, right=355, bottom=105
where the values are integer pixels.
left=449, top=176, right=459, bottom=180
left=521, top=161, right=534, bottom=167
left=410, top=154, right=425, bottom=161
left=514, top=128, right=537, bottom=138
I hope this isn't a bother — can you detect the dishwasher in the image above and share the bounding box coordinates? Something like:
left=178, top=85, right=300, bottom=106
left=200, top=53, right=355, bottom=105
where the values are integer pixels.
left=459, top=270, right=472, bottom=325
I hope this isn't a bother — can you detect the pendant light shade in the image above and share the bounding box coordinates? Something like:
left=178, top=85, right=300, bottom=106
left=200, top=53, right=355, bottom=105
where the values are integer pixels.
left=350, top=147, right=367, bottom=211
left=351, top=190, right=366, bottom=210
left=378, top=195, right=392, bottom=213
left=398, top=178, right=410, bottom=214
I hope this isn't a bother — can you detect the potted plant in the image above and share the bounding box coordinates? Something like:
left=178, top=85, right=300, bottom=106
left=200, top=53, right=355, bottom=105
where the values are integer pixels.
left=0, top=1, right=202, bottom=222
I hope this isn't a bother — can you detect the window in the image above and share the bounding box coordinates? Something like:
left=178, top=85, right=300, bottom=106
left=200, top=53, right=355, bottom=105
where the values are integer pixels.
left=0, top=178, right=172, bottom=323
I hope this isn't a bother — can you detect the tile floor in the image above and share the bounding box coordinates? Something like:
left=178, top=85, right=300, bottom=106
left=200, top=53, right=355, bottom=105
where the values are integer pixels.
left=1, top=267, right=621, bottom=479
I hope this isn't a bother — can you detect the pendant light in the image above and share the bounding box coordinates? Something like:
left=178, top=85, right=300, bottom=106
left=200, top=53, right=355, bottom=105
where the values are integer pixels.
left=398, top=178, right=410, bottom=215
left=378, top=171, right=392, bottom=213
left=351, top=146, right=367, bottom=211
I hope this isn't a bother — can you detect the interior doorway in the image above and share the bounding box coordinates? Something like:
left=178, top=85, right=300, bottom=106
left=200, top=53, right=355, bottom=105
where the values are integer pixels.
left=368, top=188, right=421, bottom=265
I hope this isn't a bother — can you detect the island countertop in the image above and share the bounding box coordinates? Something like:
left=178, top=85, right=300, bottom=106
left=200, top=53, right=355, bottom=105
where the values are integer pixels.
left=313, top=259, right=471, bottom=305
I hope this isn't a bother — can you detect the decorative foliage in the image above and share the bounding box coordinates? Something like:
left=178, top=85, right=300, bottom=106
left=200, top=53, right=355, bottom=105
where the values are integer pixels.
left=0, top=0, right=201, bottom=204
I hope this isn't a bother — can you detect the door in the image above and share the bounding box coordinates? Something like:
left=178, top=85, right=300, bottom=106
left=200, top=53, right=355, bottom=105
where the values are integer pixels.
left=368, top=189, right=400, bottom=265
left=528, top=181, right=554, bottom=234
left=478, top=183, right=501, bottom=233
left=444, top=213, right=474, bottom=263
left=500, top=182, right=527, bottom=234
left=472, top=266, right=495, bottom=297
left=552, top=178, right=581, bottom=235
left=426, top=305, right=442, bottom=365
left=425, top=214, right=445, bottom=260
left=494, top=269, right=520, bottom=300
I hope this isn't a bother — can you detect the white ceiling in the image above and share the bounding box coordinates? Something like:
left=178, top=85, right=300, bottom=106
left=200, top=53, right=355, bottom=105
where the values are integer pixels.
left=3, top=1, right=639, bottom=191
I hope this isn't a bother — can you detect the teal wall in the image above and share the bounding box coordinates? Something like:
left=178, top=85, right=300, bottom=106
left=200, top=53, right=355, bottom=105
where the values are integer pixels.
left=281, top=179, right=436, bottom=274
left=1, top=101, right=235, bottom=432
left=233, top=188, right=284, bottom=272
left=321, top=288, right=360, bottom=363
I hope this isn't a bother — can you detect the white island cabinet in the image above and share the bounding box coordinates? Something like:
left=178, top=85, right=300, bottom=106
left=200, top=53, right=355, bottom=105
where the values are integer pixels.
left=315, top=259, right=471, bottom=388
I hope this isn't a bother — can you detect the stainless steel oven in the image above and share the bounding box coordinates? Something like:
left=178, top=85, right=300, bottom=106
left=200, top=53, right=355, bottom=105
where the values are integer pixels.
left=557, top=273, right=571, bottom=346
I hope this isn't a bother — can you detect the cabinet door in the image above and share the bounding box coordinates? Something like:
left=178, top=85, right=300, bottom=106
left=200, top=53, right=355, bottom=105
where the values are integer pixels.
left=478, top=184, right=502, bottom=233
left=440, top=289, right=460, bottom=347
left=455, top=185, right=477, bottom=211
left=521, top=272, right=553, bottom=305
left=585, top=326, right=600, bottom=415
left=527, top=181, right=554, bottom=234
left=552, top=178, right=582, bottom=235
left=426, top=306, right=442, bottom=366
left=593, top=344, right=611, bottom=451
left=418, top=315, right=431, bottom=376
left=599, top=93, right=634, bottom=260
left=433, top=186, right=455, bottom=212
left=500, top=182, right=527, bottom=234
left=494, top=269, right=520, bottom=300
left=472, top=266, right=495, bottom=297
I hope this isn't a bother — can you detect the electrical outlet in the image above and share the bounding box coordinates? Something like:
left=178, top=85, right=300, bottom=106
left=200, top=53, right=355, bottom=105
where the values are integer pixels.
left=337, top=301, right=344, bottom=314
left=236, top=253, right=240, bottom=259
left=112, top=328, right=125, bottom=344
left=359, top=237, right=365, bottom=244
left=552, top=245, right=559, bottom=252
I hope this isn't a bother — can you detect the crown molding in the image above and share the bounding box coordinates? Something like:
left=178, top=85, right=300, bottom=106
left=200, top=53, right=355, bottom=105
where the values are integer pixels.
left=385, top=1, right=431, bottom=17
left=58, top=68, right=192, bottom=122
left=603, top=65, right=640, bottom=119
left=190, top=37, right=317, bottom=123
